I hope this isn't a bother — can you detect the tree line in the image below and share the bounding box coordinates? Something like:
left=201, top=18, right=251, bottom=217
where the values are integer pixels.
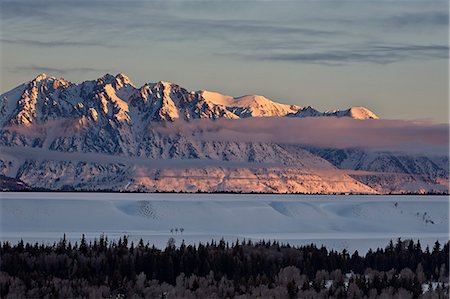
left=0, top=236, right=448, bottom=298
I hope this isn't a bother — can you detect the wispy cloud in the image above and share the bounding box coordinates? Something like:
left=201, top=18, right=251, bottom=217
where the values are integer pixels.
left=0, top=146, right=277, bottom=170
left=0, top=38, right=111, bottom=48
left=389, top=11, right=449, bottom=27
left=248, top=44, right=449, bottom=65
left=0, top=1, right=339, bottom=59
left=11, top=65, right=106, bottom=75
left=2, top=0, right=447, bottom=66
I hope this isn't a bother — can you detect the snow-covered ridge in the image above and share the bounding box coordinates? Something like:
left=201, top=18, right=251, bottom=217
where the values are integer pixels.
left=325, top=106, right=379, bottom=120
left=199, top=90, right=300, bottom=118
left=291, top=106, right=379, bottom=119
left=0, top=73, right=378, bottom=126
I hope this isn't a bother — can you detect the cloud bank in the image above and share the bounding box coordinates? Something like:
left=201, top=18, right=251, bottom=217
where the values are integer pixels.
left=0, top=146, right=277, bottom=170
left=251, top=44, right=449, bottom=65
left=154, top=117, right=449, bottom=155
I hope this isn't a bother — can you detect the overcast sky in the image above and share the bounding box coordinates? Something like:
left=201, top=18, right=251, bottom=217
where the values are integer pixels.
left=1, top=0, right=448, bottom=122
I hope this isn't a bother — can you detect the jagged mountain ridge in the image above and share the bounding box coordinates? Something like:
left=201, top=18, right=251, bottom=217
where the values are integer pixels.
left=0, top=73, right=446, bottom=194
left=0, top=73, right=378, bottom=127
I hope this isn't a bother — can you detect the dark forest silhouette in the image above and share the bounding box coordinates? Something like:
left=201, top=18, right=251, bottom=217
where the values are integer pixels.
left=0, top=236, right=448, bottom=298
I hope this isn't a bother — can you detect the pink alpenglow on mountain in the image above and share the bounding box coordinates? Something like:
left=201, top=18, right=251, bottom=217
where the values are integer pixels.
left=0, top=73, right=447, bottom=194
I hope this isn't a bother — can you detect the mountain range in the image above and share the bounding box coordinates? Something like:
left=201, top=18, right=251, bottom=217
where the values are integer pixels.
left=0, top=73, right=447, bottom=194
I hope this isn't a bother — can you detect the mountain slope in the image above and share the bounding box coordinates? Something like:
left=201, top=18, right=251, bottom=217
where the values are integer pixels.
left=0, top=175, right=31, bottom=191
left=309, top=148, right=448, bottom=193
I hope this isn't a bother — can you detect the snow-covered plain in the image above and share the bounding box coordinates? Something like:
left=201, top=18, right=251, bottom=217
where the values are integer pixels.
left=0, top=193, right=448, bottom=253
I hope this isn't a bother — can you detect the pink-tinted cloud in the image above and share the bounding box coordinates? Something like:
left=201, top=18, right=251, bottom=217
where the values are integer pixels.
left=0, top=146, right=277, bottom=169
left=153, top=117, right=449, bottom=155
left=3, top=119, right=80, bottom=138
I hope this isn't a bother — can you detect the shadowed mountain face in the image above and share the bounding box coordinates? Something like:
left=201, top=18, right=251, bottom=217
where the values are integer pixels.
left=0, top=175, right=31, bottom=191
left=0, top=73, right=447, bottom=194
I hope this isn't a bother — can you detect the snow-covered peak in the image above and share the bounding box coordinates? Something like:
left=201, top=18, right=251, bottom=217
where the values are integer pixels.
left=291, top=106, right=323, bottom=117
left=347, top=106, right=379, bottom=119
left=157, top=80, right=174, bottom=86
left=142, top=81, right=178, bottom=96
left=112, top=73, right=136, bottom=90
left=33, top=73, right=53, bottom=82
left=97, top=73, right=133, bottom=86
left=115, top=72, right=133, bottom=85
left=325, top=106, right=379, bottom=120
left=200, top=90, right=299, bottom=117
left=94, top=73, right=137, bottom=100
left=231, top=94, right=298, bottom=117
left=149, top=80, right=179, bottom=91
left=199, top=90, right=234, bottom=106
left=99, top=73, right=116, bottom=84
left=234, top=94, right=269, bottom=105
left=29, top=73, right=70, bottom=90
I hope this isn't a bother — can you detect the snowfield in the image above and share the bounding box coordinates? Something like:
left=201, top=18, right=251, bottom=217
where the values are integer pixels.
left=0, top=193, right=448, bottom=253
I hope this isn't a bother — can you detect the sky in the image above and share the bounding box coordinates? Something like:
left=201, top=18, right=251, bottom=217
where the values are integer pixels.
left=0, top=0, right=448, bottom=122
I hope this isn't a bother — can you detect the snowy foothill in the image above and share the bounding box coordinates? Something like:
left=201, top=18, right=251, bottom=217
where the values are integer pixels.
left=0, top=193, right=448, bottom=253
